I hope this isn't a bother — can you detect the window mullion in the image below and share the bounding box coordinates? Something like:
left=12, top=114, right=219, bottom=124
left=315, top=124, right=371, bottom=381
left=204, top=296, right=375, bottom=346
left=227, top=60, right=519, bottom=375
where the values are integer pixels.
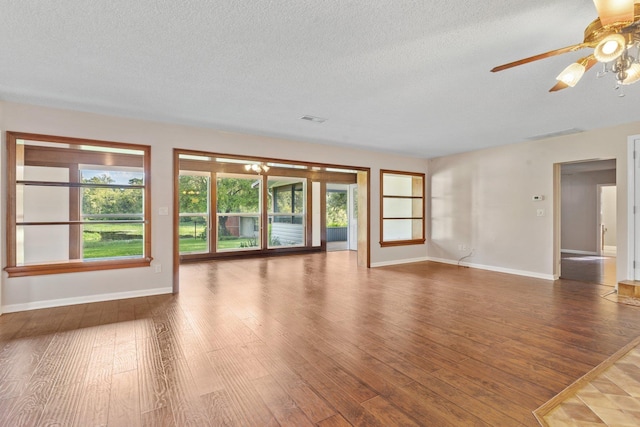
left=69, top=163, right=81, bottom=260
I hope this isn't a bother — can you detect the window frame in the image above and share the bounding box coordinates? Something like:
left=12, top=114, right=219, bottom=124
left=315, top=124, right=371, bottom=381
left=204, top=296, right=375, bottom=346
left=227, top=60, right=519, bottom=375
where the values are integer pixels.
left=380, top=169, right=425, bottom=247
left=5, top=131, right=152, bottom=277
left=178, top=170, right=211, bottom=255
left=267, top=176, right=307, bottom=248
left=175, top=150, right=363, bottom=262
left=215, top=172, right=263, bottom=252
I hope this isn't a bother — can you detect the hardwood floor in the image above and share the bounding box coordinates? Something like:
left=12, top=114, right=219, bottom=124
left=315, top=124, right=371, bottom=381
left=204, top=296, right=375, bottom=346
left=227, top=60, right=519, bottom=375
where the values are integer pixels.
left=1, top=252, right=640, bottom=426
left=560, top=252, right=617, bottom=287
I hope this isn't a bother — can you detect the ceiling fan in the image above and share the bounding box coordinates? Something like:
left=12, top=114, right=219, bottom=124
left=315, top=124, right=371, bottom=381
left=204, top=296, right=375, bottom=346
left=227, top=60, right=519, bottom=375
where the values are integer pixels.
left=491, top=0, right=640, bottom=92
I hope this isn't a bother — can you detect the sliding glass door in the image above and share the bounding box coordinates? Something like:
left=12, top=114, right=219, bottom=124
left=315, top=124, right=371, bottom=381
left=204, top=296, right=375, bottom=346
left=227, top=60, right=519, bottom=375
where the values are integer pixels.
left=268, top=177, right=306, bottom=248
left=216, top=173, right=262, bottom=251
left=178, top=171, right=210, bottom=254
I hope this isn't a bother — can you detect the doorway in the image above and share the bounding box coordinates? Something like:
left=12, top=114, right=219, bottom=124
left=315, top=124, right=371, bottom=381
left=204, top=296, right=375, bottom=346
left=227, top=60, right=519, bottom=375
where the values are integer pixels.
left=326, top=184, right=348, bottom=251
left=326, top=183, right=358, bottom=252
left=598, top=184, right=617, bottom=256
left=559, top=159, right=617, bottom=285
left=172, top=150, right=370, bottom=292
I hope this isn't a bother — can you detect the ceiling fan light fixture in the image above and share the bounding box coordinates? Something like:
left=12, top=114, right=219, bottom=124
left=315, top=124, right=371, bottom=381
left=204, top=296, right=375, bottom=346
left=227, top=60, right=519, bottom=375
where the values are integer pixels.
left=556, top=62, right=586, bottom=87
left=622, top=62, right=640, bottom=84
left=594, top=33, right=626, bottom=62
left=592, top=0, right=635, bottom=26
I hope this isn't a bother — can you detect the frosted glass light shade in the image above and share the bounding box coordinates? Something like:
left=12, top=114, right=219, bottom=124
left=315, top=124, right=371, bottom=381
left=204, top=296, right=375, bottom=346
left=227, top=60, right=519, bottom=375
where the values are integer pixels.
left=556, top=62, right=586, bottom=87
left=594, top=34, right=626, bottom=62
left=622, top=63, right=640, bottom=85
left=593, top=0, right=635, bottom=26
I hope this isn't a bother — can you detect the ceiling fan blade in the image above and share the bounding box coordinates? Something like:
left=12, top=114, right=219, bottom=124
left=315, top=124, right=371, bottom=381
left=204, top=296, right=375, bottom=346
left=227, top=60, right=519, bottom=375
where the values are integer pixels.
left=593, top=0, right=635, bottom=26
left=549, top=81, right=569, bottom=92
left=491, top=43, right=588, bottom=73
left=583, top=55, right=598, bottom=71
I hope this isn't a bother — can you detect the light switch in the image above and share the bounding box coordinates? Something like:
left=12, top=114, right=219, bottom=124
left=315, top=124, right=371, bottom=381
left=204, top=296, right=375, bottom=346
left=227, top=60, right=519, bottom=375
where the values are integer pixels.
left=158, top=207, right=169, bottom=216
left=537, top=209, right=544, bottom=217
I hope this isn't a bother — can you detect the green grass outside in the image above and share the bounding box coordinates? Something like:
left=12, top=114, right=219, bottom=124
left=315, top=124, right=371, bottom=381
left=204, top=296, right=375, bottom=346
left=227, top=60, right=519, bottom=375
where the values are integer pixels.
left=82, top=222, right=256, bottom=258
left=179, top=236, right=258, bottom=253
left=83, top=239, right=143, bottom=259
left=83, top=223, right=143, bottom=258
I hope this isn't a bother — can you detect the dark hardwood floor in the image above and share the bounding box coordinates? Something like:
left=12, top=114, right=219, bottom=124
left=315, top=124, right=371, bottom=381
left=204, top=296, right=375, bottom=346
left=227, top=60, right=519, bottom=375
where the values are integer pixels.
left=560, top=252, right=617, bottom=286
left=1, top=252, right=640, bottom=426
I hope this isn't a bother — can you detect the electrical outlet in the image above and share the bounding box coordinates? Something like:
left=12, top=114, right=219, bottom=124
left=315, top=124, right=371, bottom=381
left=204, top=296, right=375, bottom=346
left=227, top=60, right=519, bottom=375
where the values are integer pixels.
left=154, top=264, right=162, bottom=273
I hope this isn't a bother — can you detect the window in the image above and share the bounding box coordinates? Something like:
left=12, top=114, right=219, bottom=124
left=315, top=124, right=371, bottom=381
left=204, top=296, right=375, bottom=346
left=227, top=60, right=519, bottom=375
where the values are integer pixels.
left=178, top=171, right=210, bottom=254
left=380, top=170, right=425, bottom=247
left=216, top=173, right=262, bottom=251
left=268, top=177, right=306, bottom=248
left=6, top=132, right=151, bottom=277
left=177, top=152, right=363, bottom=259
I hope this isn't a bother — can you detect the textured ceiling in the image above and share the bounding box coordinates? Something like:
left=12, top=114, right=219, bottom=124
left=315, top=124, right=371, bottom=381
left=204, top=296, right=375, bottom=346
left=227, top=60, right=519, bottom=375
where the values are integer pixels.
left=1, top=1, right=639, bottom=158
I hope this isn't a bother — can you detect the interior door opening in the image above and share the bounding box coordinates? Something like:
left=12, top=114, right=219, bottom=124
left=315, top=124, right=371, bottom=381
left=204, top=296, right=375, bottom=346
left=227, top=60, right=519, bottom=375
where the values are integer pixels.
left=558, top=159, right=617, bottom=286
left=326, top=184, right=352, bottom=252
left=598, top=184, right=617, bottom=257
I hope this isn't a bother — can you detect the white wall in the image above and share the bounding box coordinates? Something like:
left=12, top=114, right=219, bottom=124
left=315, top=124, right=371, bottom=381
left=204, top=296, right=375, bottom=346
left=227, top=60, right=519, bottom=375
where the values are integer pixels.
left=602, top=185, right=617, bottom=248
left=0, top=101, right=428, bottom=312
left=561, top=169, right=616, bottom=254
left=427, top=122, right=637, bottom=281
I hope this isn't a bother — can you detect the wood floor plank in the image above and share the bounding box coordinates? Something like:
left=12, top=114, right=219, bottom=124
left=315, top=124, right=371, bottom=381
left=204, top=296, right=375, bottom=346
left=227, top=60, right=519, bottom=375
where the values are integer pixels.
left=288, top=360, right=385, bottom=427
left=3, top=328, right=87, bottom=426
left=206, top=346, right=277, bottom=426
left=162, top=357, right=211, bottom=426
left=0, top=397, right=17, bottom=426
left=108, top=369, right=141, bottom=427
left=360, top=395, right=421, bottom=427
left=141, top=406, right=176, bottom=427
left=113, top=317, right=138, bottom=374
left=244, top=340, right=337, bottom=423
left=317, top=413, right=354, bottom=427
left=382, top=380, right=488, bottom=427
left=251, top=373, right=315, bottom=427
left=405, top=372, right=529, bottom=426
left=0, top=335, right=54, bottom=400
left=198, top=389, right=236, bottom=426
left=429, top=365, right=539, bottom=426
left=74, top=344, right=114, bottom=427
left=278, top=332, right=379, bottom=404
left=37, top=380, right=84, bottom=427
left=136, top=336, right=169, bottom=413
left=0, top=310, right=30, bottom=340
left=54, top=327, right=98, bottom=386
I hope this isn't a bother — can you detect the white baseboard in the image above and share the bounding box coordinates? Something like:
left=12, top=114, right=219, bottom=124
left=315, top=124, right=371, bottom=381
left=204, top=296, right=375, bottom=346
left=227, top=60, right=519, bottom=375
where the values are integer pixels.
left=371, top=257, right=430, bottom=268
left=426, top=257, right=556, bottom=281
left=1, top=287, right=173, bottom=314
left=561, top=249, right=599, bottom=256
left=371, top=255, right=556, bottom=281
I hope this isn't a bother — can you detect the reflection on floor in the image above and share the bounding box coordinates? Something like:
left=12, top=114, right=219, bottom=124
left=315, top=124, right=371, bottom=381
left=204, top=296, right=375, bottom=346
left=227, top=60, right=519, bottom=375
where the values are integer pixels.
left=560, top=253, right=616, bottom=287
left=327, top=241, right=348, bottom=251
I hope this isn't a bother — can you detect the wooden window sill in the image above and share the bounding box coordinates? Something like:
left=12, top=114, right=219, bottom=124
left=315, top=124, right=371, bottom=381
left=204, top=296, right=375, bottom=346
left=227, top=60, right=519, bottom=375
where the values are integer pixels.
left=379, top=239, right=426, bottom=248
left=5, top=258, right=152, bottom=278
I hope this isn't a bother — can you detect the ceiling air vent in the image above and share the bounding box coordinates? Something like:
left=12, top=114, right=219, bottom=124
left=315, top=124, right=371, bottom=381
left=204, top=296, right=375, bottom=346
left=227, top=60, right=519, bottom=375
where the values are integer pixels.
left=525, top=128, right=584, bottom=141
left=300, top=115, right=327, bottom=123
